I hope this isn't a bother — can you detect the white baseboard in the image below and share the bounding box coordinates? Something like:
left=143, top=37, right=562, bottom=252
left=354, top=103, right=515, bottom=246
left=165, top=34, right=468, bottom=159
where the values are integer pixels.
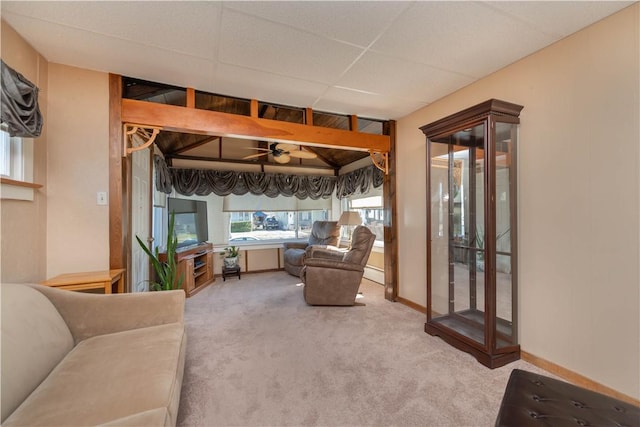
left=363, top=267, right=384, bottom=284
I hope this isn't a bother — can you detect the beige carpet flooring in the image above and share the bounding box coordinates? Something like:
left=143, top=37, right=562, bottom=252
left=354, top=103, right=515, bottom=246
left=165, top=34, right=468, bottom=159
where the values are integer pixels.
left=177, top=271, right=550, bottom=427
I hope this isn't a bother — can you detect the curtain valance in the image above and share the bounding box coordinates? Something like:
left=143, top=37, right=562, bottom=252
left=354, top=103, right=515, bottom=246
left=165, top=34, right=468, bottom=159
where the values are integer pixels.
left=335, top=165, right=384, bottom=199
left=155, top=155, right=383, bottom=200
left=1, top=60, right=43, bottom=138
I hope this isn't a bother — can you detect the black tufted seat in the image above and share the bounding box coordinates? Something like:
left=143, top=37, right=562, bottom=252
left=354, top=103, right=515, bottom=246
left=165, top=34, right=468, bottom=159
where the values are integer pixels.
left=495, top=369, right=639, bottom=427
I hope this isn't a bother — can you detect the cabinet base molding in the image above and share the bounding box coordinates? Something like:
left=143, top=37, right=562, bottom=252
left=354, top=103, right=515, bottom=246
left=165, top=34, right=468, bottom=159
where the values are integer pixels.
left=521, top=350, right=639, bottom=406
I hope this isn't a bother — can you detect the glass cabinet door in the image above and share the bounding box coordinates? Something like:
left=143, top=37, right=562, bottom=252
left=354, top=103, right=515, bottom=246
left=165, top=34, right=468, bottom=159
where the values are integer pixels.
left=429, top=122, right=487, bottom=347
left=422, top=99, right=523, bottom=369
left=493, top=120, right=518, bottom=349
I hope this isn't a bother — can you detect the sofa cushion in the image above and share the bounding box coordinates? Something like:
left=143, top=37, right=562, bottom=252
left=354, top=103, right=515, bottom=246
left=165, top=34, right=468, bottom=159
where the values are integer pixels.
left=3, top=322, right=186, bottom=426
left=1, top=283, right=74, bottom=422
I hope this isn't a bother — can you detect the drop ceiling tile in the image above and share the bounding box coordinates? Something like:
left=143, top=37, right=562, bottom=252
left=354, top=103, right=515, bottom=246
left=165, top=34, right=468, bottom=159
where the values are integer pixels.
left=2, top=12, right=215, bottom=89
left=2, top=1, right=221, bottom=59
left=337, top=51, right=475, bottom=103
left=315, top=87, right=427, bottom=120
left=219, top=8, right=363, bottom=84
left=223, top=1, right=411, bottom=47
left=486, top=1, right=634, bottom=38
left=213, top=63, right=329, bottom=107
left=370, top=2, right=557, bottom=78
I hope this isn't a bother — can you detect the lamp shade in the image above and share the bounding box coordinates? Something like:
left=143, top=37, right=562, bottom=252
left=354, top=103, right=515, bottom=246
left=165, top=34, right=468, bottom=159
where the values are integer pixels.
left=338, top=211, right=362, bottom=226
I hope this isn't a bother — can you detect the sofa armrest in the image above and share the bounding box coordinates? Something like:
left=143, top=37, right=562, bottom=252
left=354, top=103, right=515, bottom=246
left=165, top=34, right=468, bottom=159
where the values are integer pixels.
left=28, top=284, right=185, bottom=344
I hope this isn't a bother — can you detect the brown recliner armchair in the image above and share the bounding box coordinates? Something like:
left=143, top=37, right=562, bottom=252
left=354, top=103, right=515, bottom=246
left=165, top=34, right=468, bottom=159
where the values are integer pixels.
left=301, top=225, right=376, bottom=306
left=282, top=221, right=341, bottom=276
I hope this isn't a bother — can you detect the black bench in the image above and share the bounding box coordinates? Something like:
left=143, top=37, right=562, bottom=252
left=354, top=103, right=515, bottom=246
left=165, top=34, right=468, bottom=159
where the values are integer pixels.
left=495, top=369, right=639, bottom=427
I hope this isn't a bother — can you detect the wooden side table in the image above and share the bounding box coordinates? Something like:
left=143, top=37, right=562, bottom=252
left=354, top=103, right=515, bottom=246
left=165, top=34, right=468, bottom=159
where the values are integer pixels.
left=41, top=269, right=125, bottom=294
left=222, top=265, right=241, bottom=281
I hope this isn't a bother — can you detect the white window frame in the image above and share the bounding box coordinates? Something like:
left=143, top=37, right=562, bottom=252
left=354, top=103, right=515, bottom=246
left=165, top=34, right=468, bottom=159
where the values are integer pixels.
left=0, top=129, right=36, bottom=200
left=341, top=194, right=384, bottom=244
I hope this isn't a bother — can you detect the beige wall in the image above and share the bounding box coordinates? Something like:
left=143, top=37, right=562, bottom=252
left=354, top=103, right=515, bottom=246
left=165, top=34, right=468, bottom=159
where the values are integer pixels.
left=46, top=64, right=110, bottom=276
left=0, top=22, right=48, bottom=283
left=397, top=4, right=639, bottom=399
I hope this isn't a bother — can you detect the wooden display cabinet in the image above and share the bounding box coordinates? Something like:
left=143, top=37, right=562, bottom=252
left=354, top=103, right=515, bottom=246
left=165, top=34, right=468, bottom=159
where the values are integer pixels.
left=161, top=243, right=214, bottom=297
left=421, top=99, right=523, bottom=368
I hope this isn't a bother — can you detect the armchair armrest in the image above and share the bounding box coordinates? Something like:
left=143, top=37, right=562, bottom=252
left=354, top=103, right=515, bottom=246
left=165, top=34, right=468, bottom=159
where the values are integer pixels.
left=283, top=242, right=309, bottom=251
left=304, top=258, right=364, bottom=272
left=29, top=284, right=185, bottom=344
left=307, top=246, right=345, bottom=261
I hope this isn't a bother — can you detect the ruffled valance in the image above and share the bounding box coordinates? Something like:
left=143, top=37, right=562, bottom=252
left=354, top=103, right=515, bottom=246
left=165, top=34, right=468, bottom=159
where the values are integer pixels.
left=155, top=155, right=383, bottom=200
left=1, top=60, right=43, bottom=138
left=335, top=165, right=384, bottom=199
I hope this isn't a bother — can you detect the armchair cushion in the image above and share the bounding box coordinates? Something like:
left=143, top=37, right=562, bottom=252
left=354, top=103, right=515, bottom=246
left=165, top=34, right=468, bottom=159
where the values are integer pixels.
left=283, top=221, right=340, bottom=276
left=307, top=221, right=341, bottom=246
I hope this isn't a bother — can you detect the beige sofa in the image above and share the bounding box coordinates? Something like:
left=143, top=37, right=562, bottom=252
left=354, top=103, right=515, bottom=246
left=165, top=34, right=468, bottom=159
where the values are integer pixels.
left=1, top=283, right=186, bottom=426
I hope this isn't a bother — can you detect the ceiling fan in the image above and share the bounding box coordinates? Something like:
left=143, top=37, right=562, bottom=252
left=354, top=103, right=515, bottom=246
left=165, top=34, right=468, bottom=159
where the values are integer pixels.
left=243, top=143, right=317, bottom=164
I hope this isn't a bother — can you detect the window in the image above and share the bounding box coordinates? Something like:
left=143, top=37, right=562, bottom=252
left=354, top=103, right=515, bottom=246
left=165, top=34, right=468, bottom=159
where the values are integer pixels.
left=0, top=129, right=23, bottom=179
left=227, top=209, right=330, bottom=242
left=0, top=129, right=33, bottom=182
left=0, top=128, right=36, bottom=200
left=343, top=191, right=384, bottom=243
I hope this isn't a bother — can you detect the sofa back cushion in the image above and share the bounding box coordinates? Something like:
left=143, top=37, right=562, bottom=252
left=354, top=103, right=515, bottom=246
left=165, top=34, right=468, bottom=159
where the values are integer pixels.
left=1, top=284, right=74, bottom=422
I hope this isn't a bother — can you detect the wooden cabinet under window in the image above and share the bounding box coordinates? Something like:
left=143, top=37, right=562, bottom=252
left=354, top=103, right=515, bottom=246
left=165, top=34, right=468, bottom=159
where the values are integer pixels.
left=420, top=99, right=523, bottom=368
left=161, top=243, right=214, bottom=297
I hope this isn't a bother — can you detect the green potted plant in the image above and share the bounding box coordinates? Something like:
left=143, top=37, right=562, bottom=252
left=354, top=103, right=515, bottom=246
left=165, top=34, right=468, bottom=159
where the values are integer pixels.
left=220, top=245, right=240, bottom=269
left=136, top=211, right=183, bottom=291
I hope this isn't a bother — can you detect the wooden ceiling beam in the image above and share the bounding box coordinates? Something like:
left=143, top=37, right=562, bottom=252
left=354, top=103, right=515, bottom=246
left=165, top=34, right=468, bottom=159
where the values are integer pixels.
left=121, top=99, right=389, bottom=153
left=169, top=154, right=336, bottom=172
left=186, top=88, right=195, bottom=109
left=171, top=135, right=220, bottom=155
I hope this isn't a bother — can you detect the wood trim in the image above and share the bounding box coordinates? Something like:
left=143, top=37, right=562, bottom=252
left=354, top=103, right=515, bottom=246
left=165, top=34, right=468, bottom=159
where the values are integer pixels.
left=349, top=115, right=358, bottom=131
left=121, top=99, right=390, bottom=153
left=108, top=74, right=126, bottom=272
left=250, top=99, right=259, bottom=118
left=169, top=154, right=335, bottom=171
left=399, top=289, right=640, bottom=404
left=383, top=120, right=398, bottom=301
left=420, top=99, right=523, bottom=139
left=521, top=350, right=640, bottom=406
left=305, top=108, right=313, bottom=125
left=171, top=136, right=219, bottom=155
left=277, top=248, right=281, bottom=269
left=0, top=178, right=42, bottom=188
left=397, top=296, right=427, bottom=314
left=186, top=87, right=195, bottom=109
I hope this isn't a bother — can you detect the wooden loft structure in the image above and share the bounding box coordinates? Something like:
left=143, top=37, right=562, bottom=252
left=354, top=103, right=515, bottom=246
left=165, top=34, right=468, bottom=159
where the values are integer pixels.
left=109, top=75, right=398, bottom=301
left=118, top=77, right=391, bottom=174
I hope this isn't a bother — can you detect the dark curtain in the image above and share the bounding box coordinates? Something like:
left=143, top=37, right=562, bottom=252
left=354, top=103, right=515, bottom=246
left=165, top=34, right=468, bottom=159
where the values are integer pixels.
left=335, top=165, right=384, bottom=199
left=154, top=155, right=173, bottom=194
left=157, top=159, right=383, bottom=200
left=1, top=60, right=43, bottom=138
left=170, top=168, right=337, bottom=200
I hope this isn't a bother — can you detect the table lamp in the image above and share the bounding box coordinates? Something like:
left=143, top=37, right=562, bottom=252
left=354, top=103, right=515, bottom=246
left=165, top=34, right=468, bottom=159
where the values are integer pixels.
left=338, top=211, right=362, bottom=245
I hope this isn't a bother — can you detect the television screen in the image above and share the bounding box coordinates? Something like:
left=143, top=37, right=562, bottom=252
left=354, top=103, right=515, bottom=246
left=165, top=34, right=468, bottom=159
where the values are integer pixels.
left=167, top=198, right=209, bottom=248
